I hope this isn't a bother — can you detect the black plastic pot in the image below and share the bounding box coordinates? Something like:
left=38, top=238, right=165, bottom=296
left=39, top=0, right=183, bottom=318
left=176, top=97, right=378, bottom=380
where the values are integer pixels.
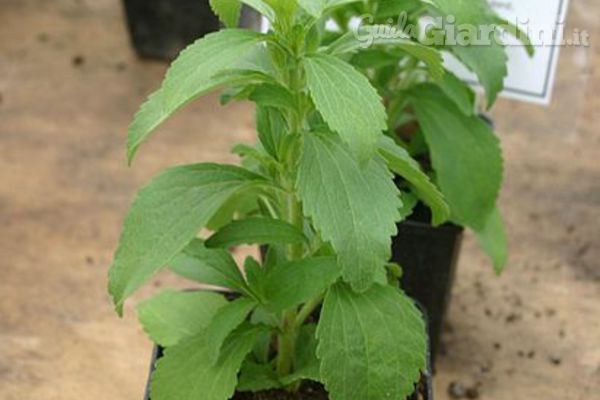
left=392, top=203, right=463, bottom=367
left=122, top=0, right=260, bottom=60
left=143, top=303, right=434, bottom=400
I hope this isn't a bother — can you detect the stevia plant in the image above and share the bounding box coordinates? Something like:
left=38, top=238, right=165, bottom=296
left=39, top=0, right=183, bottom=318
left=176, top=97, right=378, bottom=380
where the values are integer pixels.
left=328, top=0, right=534, bottom=272
left=107, top=1, right=458, bottom=399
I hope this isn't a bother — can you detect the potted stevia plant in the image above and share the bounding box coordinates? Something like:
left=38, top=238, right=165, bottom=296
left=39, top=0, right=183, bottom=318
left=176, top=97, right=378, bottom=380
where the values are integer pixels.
left=108, top=1, right=449, bottom=399
left=317, top=0, right=534, bottom=359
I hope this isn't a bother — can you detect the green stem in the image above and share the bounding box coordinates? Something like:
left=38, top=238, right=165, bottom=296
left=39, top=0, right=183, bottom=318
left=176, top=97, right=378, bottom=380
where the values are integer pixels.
left=276, top=194, right=303, bottom=378
left=294, top=293, right=324, bottom=329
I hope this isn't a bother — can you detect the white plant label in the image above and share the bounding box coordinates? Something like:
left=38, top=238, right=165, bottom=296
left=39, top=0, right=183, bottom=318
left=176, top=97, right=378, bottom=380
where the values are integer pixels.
left=446, top=0, right=572, bottom=105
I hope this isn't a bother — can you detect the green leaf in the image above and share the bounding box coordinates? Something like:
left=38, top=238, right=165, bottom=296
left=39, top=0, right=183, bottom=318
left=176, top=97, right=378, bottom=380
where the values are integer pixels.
left=492, top=16, right=535, bottom=57
left=436, top=71, right=475, bottom=116
left=474, top=206, right=508, bottom=274
left=429, top=0, right=508, bottom=106
left=297, top=133, right=401, bottom=292
left=109, top=164, right=265, bottom=314
left=304, top=54, right=387, bottom=161
left=409, top=84, right=503, bottom=230
left=450, top=43, right=507, bottom=107
left=398, top=191, right=418, bottom=220
left=378, top=136, right=450, bottom=225
left=137, top=289, right=227, bottom=347
left=150, top=323, right=261, bottom=400
left=328, top=32, right=444, bottom=80
left=350, top=49, right=400, bottom=69
left=206, top=217, right=307, bottom=249
left=169, top=239, right=248, bottom=293
left=296, top=0, right=359, bottom=17
left=295, top=0, right=325, bottom=17
left=210, top=0, right=242, bottom=28
left=256, top=106, right=287, bottom=160
left=249, top=83, right=296, bottom=111
left=375, top=0, right=422, bottom=17
left=238, top=361, right=282, bottom=392
left=262, top=257, right=340, bottom=312
left=242, top=0, right=276, bottom=22
left=204, top=298, right=257, bottom=362
left=127, top=29, right=265, bottom=162
left=206, top=186, right=260, bottom=231
left=317, top=283, right=426, bottom=400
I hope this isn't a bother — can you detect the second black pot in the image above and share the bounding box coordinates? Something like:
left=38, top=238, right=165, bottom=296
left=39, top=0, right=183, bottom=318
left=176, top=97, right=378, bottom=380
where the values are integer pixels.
left=392, top=203, right=463, bottom=367
left=122, top=0, right=261, bottom=60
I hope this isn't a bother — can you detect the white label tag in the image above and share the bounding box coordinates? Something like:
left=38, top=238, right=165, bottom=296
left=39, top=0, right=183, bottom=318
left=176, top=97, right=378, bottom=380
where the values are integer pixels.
left=446, top=0, right=571, bottom=105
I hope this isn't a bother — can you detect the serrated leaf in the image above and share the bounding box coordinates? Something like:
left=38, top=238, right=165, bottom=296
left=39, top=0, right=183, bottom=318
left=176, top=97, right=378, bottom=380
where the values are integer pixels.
left=450, top=43, right=507, bottom=107
left=474, top=206, right=508, bottom=274
left=204, top=297, right=257, bottom=362
left=150, top=323, right=261, bottom=400
left=429, top=0, right=507, bottom=106
left=436, top=70, right=475, bottom=115
left=137, top=289, right=227, bottom=347
left=210, top=0, right=242, bottom=28
left=108, top=164, right=265, bottom=314
left=262, top=257, right=340, bottom=312
left=378, top=136, right=449, bottom=225
left=409, top=84, right=503, bottom=230
left=206, top=217, right=307, bottom=249
left=297, top=133, right=401, bottom=292
left=317, top=283, right=426, bottom=400
left=304, top=54, right=387, bottom=161
left=127, top=29, right=266, bottom=162
left=398, top=191, right=418, bottom=220
left=328, top=32, right=444, bottom=80
left=169, top=239, right=248, bottom=293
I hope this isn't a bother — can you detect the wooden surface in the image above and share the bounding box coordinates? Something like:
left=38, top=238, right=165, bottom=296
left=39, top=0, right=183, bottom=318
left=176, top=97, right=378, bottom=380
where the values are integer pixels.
left=0, top=1, right=598, bottom=399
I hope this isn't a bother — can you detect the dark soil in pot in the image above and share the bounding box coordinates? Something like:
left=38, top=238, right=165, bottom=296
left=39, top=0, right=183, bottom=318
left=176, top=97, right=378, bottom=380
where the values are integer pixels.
left=144, top=347, right=432, bottom=400
left=392, top=202, right=463, bottom=367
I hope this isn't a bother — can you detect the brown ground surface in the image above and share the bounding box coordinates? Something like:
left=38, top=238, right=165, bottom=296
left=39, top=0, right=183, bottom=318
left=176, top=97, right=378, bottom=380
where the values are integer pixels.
left=0, top=1, right=598, bottom=399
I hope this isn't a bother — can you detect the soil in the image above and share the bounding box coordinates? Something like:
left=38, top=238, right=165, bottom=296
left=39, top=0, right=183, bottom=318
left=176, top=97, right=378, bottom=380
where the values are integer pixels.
left=233, top=383, right=329, bottom=400
left=0, top=1, right=599, bottom=400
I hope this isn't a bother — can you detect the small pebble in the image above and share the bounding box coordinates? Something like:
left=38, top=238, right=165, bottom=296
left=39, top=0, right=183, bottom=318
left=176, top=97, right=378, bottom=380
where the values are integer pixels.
left=549, top=354, right=562, bottom=366
left=448, top=382, right=466, bottom=399
left=37, top=32, right=49, bottom=43
left=559, top=329, right=566, bottom=339
left=505, top=313, right=520, bottom=323
left=465, top=387, right=480, bottom=399
left=72, top=55, right=85, bottom=67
